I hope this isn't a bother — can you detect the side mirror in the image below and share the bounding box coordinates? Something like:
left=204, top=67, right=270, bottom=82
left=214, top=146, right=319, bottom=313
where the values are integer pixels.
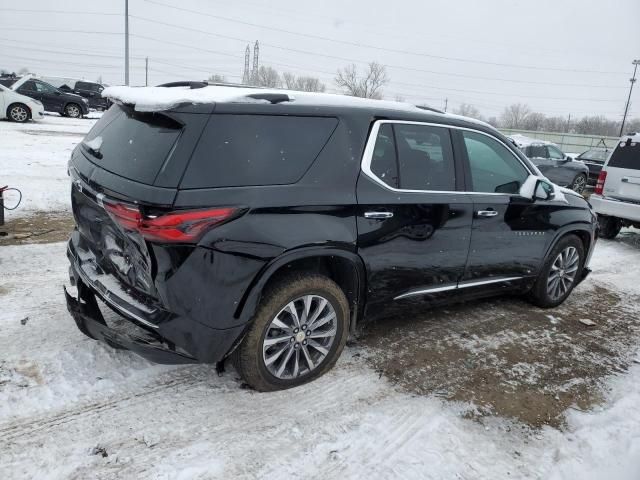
left=534, top=179, right=555, bottom=201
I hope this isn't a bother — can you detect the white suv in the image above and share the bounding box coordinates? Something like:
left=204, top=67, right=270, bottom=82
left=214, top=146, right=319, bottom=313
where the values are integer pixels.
left=590, top=133, right=640, bottom=239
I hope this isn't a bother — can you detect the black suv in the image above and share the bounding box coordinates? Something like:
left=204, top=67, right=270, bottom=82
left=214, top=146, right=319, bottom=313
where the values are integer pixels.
left=0, top=77, right=89, bottom=118
left=65, top=84, right=597, bottom=391
left=62, top=80, right=110, bottom=110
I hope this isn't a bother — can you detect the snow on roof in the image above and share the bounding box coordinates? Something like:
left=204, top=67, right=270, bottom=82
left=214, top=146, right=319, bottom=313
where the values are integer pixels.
left=509, top=133, right=552, bottom=147
left=101, top=85, right=489, bottom=127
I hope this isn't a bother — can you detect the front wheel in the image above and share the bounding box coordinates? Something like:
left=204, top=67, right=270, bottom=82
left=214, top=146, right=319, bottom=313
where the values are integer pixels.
left=64, top=103, right=82, bottom=118
left=7, top=103, right=30, bottom=123
left=598, top=215, right=622, bottom=239
left=233, top=274, right=350, bottom=391
left=570, top=173, right=587, bottom=194
left=527, top=234, right=584, bottom=308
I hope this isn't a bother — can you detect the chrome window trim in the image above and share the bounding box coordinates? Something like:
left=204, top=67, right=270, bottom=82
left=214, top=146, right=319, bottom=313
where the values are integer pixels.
left=393, top=276, right=523, bottom=300
left=361, top=119, right=534, bottom=196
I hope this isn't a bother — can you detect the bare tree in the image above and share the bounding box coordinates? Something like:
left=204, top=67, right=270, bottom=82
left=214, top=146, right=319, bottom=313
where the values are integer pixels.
left=499, top=103, right=532, bottom=129
left=522, top=112, right=546, bottom=131
left=255, top=66, right=282, bottom=88
left=394, top=94, right=406, bottom=103
left=454, top=103, right=484, bottom=121
left=575, top=116, right=618, bottom=136
left=282, top=72, right=325, bottom=92
left=335, top=62, right=389, bottom=99
left=208, top=74, right=227, bottom=83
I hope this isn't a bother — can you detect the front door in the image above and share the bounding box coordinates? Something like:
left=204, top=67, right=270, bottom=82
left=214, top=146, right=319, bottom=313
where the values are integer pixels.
left=33, top=80, right=64, bottom=113
left=356, top=121, right=473, bottom=306
left=458, top=130, right=550, bottom=289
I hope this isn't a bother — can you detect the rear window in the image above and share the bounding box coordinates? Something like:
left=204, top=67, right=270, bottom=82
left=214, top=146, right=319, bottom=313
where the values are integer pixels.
left=608, top=140, right=640, bottom=170
left=181, top=114, right=338, bottom=188
left=81, top=104, right=183, bottom=184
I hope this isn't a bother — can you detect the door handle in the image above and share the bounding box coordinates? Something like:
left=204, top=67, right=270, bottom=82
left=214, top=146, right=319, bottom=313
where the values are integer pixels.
left=364, top=211, right=394, bottom=219
left=477, top=210, right=498, bottom=218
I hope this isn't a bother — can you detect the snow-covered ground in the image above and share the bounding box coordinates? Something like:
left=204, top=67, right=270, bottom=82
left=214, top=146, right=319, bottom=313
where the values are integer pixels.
left=0, top=114, right=98, bottom=216
left=1, top=117, right=640, bottom=479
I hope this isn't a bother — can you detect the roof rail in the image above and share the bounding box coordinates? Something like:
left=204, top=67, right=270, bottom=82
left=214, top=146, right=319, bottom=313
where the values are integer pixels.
left=157, top=81, right=208, bottom=89
left=246, top=93, right=291, bottom=104
left=415, top=105, right=444, bottom=114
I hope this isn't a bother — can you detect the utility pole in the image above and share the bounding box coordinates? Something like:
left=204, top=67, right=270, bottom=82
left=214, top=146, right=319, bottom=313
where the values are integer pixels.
left=444, top=98, right=448, bottom=112
left=125, top=0, right=129, bottom=86
left=145, top=57, right=148, bottom=86
left=567, top=113, right=571, bottom=133
left=620, top=59, right=639, bottom=136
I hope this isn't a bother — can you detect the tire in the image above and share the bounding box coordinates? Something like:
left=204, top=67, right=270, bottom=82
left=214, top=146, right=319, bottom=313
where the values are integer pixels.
left=569, top=173, right=587, bottom=194
left=598, top=215, right=622, bottom=240
left=527, top=234, right=585, bottom=308
left=64, top=103, right=82, bottom=118
left=7, top=103, right=30, bottom=123
left=233, top=274, right=350, bottom=391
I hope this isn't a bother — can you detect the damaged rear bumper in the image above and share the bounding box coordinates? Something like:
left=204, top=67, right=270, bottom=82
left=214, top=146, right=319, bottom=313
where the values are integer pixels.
left=66, top=239, right=246, bottom=364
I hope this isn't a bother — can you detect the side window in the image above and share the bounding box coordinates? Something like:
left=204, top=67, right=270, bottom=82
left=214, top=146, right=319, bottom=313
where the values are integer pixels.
left=463, top=131, right=529, bottom=194
left=547, top=145, right=565, bottom=160
left=370, top=124, right=399, bottom=188
left=182, top=115, right=338, bottom=188
left=19, top=81, right=37, bottom=92
left=527, top=145, right=547, bottom=158
left=34, top=81, right=56, bottom=93
left=394, top=123, right=455, bottom=191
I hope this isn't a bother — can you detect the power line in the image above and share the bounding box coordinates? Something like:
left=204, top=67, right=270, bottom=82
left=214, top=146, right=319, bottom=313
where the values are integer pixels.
left=0, top=8, right=120, bottom=15
left=142, top=0, right=628, bottom=75
left=129, top=14, right=627, bottom=90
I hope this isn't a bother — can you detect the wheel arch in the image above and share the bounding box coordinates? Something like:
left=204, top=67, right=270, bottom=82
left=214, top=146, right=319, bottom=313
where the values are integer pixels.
left=7, top=102, right=31, bottom=120
left=544, top=224, right=593, bottom=262
left=236, top=247, right=366, bottom=335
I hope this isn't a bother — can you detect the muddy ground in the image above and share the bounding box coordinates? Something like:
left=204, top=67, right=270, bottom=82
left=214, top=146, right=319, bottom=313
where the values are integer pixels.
left=0, top=211, right=74, bottom=246
left=4, top=211, right=640, bottom=429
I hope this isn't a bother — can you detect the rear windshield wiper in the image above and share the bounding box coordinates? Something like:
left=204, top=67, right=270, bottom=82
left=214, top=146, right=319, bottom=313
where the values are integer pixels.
left=82, top=136, right=103, bottom=159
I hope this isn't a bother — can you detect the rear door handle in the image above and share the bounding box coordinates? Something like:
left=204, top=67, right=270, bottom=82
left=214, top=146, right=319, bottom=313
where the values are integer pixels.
left=364, top=211, right=394, bottom=219
left=477, top=210, right=498, bottom=217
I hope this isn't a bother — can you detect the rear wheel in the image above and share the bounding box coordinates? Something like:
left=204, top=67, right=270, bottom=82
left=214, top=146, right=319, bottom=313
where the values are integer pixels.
left=527, top=234, right=584, bottom=308
left=233, top=274, right=350, bottom=391
left=64, top=103, right=82, bottom=118
left=598, top=215, right=622, bottom=239
left=569, top=173, right=587, bottom=194
left=7, top=103, right=30, bottom=123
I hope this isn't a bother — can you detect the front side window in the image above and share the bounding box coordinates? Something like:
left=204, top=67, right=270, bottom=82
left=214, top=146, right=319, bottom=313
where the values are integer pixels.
left=463, top=131, right=529, bottom=194
left=34, top=81, right=56, bottom=94
left=19, top=80, right=37, bottom=92
left=547, top=145, right=565, bottom=160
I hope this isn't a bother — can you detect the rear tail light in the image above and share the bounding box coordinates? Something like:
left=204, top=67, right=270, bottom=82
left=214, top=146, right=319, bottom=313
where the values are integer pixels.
left=104, top=202, right=240, bottom=243
left=594, top=170, right=607, bottom=195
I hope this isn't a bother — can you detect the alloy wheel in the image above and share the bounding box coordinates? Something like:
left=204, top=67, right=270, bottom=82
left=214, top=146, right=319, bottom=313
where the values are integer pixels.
left=547, top=246, right=579, bottom=300
left=66, top=105, right=81, bottom=118
left=262, top=294, right=338, bottom=380
left=10, top=105, right=28, bottom=122
left=572, top=175, right=586, bottom=194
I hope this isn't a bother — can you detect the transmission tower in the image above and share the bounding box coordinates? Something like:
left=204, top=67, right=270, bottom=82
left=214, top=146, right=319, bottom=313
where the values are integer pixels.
left=242, top=44, right=251, bottom=84
left=251, top=40, right=259, bottom=85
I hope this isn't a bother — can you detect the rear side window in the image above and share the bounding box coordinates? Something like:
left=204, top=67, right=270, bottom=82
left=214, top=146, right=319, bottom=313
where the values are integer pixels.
left=81, top=104, right=183, bottom=185
left=394, top=123, right=455, bottom=191
left=608, top=141, right=640, bottom=170
left=526, top=145, right=547, bottom=158
left=368, top=122, right=455, bottom=191
left=182, top=115, right=337, bottom=188
left=370, top=124, right=399, bottom=188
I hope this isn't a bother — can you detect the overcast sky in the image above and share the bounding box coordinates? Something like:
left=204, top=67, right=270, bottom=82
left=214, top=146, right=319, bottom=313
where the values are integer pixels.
left=0, top=0, right=638, bottom=120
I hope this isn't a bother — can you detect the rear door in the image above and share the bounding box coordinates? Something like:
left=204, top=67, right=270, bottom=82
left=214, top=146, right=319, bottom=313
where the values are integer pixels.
left=356, top=120, right=473, bottom=304
left=458, top=129, right=546, bottom=286
left=603, top=138, right=640, bottom=202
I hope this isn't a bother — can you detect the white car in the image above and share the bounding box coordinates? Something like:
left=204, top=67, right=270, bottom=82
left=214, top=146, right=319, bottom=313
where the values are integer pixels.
left=0, top=83, right=45, bottom=122
left=590, top=133, right=640, bottom=239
